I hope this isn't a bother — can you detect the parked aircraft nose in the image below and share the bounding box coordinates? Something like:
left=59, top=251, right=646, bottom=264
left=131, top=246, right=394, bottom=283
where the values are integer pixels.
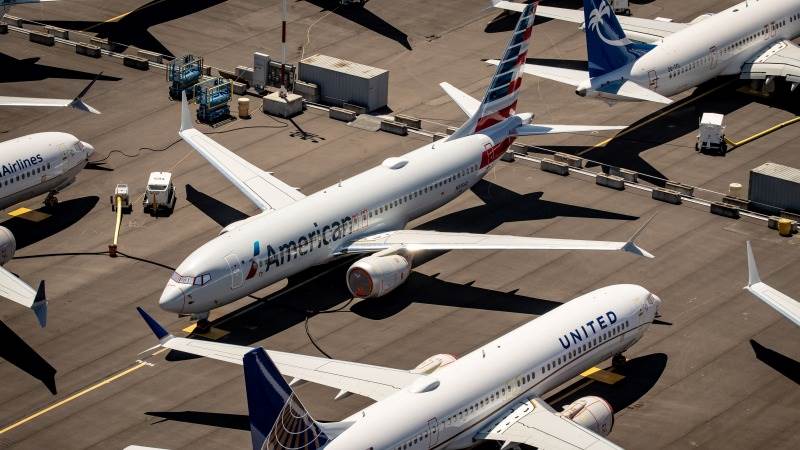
left=159, top=285, right=185, bottom=313
left=81, top=141, right=95, bottom=157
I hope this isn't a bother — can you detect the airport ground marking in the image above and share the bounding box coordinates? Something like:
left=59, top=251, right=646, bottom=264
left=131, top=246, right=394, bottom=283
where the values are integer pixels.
left=725, top=115, right=800, bottom=149
left=7, top=207, right=50, bottom=222
left=578, top=80, right=736, bottom=155
left=0, top=361, right=149, bottom=435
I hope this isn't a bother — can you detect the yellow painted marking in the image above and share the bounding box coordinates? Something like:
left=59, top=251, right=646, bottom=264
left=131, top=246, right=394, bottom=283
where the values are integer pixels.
left=726, top=116, right=800, bottom=149
left=182, top=324, right=229, bottom=340
left=578, top=80, right=736, bottom=154
left=0, top=362, right=148, bottom=435
left=8, top=207, right=50, bottom=222
left=580, top=366, right=624, bottom=384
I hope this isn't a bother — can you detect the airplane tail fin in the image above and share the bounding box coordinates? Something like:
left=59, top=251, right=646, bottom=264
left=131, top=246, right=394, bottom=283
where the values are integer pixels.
left=31, top=280, right=47, bottom=328
left=243, top=348, right=330, bottom=450
left=447, top=1, right=537, bottom=139
left=746, top=241, right=761, bottom=286
left=583, top=0, right=651, bottom=78
left=67, top=72, right=102, bottom=114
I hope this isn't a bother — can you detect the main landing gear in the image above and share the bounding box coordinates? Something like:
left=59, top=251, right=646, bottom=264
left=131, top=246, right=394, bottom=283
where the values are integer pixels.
left=612, top=353, right=627, bottom=369
left=44, top=192, right=59, bottom=208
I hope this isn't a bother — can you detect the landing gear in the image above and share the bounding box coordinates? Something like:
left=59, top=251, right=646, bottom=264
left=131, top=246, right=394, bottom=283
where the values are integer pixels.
left=612, top=353, right=627, bottom=369
left=191, top=311, right=211, bottom=333
left=44, top=193, right=59, bottom=208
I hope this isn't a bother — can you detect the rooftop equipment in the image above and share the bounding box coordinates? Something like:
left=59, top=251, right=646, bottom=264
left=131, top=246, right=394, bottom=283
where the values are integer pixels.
left=167, top=55, right=203, bottom=100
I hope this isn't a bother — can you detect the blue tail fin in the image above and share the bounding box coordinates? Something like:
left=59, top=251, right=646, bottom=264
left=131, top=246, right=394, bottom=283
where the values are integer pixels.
left=243, top=348, right=330, bottom=450
left=583, top=0, right=650, bottom=78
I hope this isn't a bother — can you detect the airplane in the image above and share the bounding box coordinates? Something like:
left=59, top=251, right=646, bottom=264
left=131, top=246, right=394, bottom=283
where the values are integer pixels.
left=138, top=283, right=662, bottom=450
left=0, top=74, right=102, bottom=114
left=158, top=3, right=651, bottom=330
left=0, top=131, right=95, bottom=326
left=490, top=0, right=800, bottom=104
left=745, top=241, right=800, bottom=327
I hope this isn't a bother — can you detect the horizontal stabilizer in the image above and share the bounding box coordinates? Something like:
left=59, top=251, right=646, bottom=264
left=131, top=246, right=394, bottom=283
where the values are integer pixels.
left=513, top=123, right=625, bottom=136
left=439, top=82, right=480, bottom=117
left=486, top=60, right=587, bottom=87
left=32, top=281, right=47, bottom=328
left=611, top=80, right=673, bottom=104
left=744, top=242, right=800, bottom=327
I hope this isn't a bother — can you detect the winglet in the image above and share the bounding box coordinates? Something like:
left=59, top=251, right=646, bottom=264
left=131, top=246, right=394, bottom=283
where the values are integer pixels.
left=746, top=241, right=761, bottom=287
left=622, top=215, right=656, bottom=259
left=180, top=91, right=193, bottom=133
left=31, top=280, right=47, bottom=328
left=137, top=307, right=170, bottom=340
left=67, top=72, right=102, bottom=114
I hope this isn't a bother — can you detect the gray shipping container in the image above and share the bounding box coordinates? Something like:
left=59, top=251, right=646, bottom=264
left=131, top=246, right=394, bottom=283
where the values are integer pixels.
left=299, top=54, right=388, bottom=112
left=748, top=162, right=800, bottom=213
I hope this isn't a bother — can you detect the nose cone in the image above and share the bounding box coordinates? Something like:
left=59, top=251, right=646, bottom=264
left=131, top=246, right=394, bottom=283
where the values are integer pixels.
left=81, top=141, right=95, bottom=157
left=159, top=285, right=185, bottom=313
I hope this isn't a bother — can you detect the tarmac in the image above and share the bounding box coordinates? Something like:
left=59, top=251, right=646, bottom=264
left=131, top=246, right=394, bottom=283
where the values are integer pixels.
left=0, top=0, right=799, bottom=449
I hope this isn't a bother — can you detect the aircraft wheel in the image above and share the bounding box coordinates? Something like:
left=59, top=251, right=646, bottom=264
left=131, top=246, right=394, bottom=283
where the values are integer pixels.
left=612, top=353, right=627, bottom=369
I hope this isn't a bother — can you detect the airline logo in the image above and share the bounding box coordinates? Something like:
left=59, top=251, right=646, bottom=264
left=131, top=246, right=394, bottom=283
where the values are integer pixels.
left=558, top=311, right=618, bottom=349
left=587, top=1, right=632, bottom=47
left=2, top=154, right=44, bottom=176
left=263, top=394, right=329, bottom=450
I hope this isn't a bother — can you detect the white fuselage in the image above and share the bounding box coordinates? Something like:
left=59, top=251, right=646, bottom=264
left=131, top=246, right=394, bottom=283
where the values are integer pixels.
left=322, top=284, right=660, bottom=450
left=161, top=116, right=523, bottom=315
left=590, top=0, right=800, bottom=99
left=0, top=132, right=93, bottom=210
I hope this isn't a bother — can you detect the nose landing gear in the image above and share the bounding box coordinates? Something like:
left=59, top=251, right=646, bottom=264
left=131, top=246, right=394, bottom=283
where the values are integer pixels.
left=44, top=192, right=59, bottom=208
left=190, top=311, right=211, bottom=334
left=612, top=353, right=627, bottom=369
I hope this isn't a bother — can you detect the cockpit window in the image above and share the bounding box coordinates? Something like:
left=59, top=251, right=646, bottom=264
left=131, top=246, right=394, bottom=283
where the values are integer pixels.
left=194, top=274, right=211, bottom=285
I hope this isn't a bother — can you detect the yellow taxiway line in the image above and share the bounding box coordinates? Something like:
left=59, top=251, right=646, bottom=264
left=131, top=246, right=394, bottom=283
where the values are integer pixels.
left=725, top=116, right=800, bottom=149
left=578, top=80, right=737, bottom=155
left=0, top=348, right=167, bottom=435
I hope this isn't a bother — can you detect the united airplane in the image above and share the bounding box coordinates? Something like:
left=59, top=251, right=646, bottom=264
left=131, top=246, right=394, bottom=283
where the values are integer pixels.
left=492, top=0, right=800, bottom=103
left=745, top=241, right=800, bottom=327
left=139, top=283, right=662, bottom=450
left=0, top=131, right=95, bottom=326
left=160, top=3, right=651, bottom=330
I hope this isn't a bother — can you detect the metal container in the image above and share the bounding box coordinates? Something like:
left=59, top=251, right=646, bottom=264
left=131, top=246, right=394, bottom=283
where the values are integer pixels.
left=253, top=52, right=270, bottom=90
left=299, top=54, right=388, bottom=112
left=748, top=162, right=800, bottom=214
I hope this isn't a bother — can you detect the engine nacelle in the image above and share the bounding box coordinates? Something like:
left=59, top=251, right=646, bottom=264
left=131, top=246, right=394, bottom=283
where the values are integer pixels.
left=346, top=254, right=411, bottom=298
left=559, top=396, right=614, bottom=436
left=690, top=13, right=714, bottom=24
left=0, top=226, right=16, bottom=266
left=411, top=354, right=457, bottom=375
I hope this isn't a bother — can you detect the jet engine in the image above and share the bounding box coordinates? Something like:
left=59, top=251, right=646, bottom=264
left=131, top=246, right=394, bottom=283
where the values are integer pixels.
left=0, top=226, right=16, bottom=266
left=690, top=13, right=714, bottom=24
left=559, top=396, right=614, bottom=436
left=346, top=254, right=411, bottom=298
left=411, top=354, right=457, bottom=375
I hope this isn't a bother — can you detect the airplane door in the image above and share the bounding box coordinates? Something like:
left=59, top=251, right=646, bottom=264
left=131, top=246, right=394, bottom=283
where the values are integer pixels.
left=647, top=70, right=658, bottom=89
left=770, top=21, right=776, bottom=38
left=225, top=254, right=244, bottom=289
left=708, top=46, right=718, bottom=69
left=427, top=418, right=440, bottom=447
left=360, top=208, right=368, bottom=230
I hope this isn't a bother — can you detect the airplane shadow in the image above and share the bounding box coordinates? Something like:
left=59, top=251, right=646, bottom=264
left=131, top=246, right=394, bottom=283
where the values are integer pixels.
left=547, top=353, right=668, bottom=412
left=1, top=196, right=98, bottom=250
left=34, top=0, right=227, bottom=56
left=537, top=79, right=800, bottom=184
left=525, top=57, right=588, bottom=71
left=168, top=180, right=637, bottom=351
left=750, top=339, right=800, bottom=385
left=146, top=410, right=249, bottom=431
left=185, top=184, right=248, bottom=228
left=0, top=54, right=122, bottom=84
left=0, top=320, right=57, bottom=394
left=301, top=0, right=412, bottom=50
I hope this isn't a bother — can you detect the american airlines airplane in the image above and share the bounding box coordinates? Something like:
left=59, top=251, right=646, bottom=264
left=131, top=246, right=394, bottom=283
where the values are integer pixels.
left=745, top=241, right=800, bottom=327
left=491, top=0, right=800, bottom=103
left=160, top=3, right=653, bottom=329
left=0, top=131, right=95, bottom=326
left=0, top=72, right=102, bottom=114
left=138, top=283, right=661, bottom=450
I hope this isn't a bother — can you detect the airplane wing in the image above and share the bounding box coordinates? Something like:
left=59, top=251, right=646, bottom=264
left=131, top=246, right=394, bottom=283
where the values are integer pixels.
left=477, top=397, right=624, bottom=450
left=336, top=218, right=654, bottom=258
left=0, top=268, right=47, bottom=327
left=486, top=60, right=587, bottom=87
left=745, top=242, right=800, bottom=327
left=177, top=92, right=305, bottom=212
left=138, top=308, right=418, bottom=401
left=491, top=1, right=687, bottom=43
left=513, top=123, right=625, bottom=135
left=0, top=73, right=101, bottom=114
left=739, top=40, right=800, bottom=86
